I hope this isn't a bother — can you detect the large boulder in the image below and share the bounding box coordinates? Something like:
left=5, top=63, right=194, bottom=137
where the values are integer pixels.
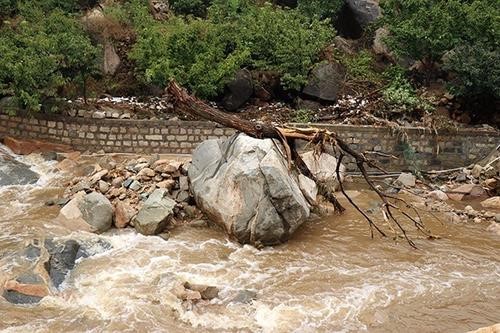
left=346, top=0, right=381, bottom=27
left=222, top=69, right=254, bottom=112
left=302, top=62, right=345, bottom=102
left=189, top=134, right=315, bottom=246
left=56, top=192, right=113, bottom=233
left=133, top=189, right=176, bottom=235
left=0, top=153, right=39, bottom=186
left=302, top=151, right=346, bottom=191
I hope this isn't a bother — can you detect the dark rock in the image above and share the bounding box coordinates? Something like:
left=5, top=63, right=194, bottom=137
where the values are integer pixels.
left=2, top=290, right=43, bottom=305
left=0, top=155, right=40, bottom=186
left=302, top=62, right=345, bottom=102
left=41, top=151, right=58, bottom=161
left=346, top=0, right=381, bottom=27
left=231, top=290, right=257, bottom=304
left=44, top=239, right=80, bottom=288
left=183, top=282, right=219, bottom=300
left=222, top=69, right=254, bottom=112
left=24, top=244, right=41, bottom=261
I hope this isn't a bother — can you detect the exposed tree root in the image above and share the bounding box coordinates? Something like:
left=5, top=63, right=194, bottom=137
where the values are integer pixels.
left=166, top=81, right=433, bottom=248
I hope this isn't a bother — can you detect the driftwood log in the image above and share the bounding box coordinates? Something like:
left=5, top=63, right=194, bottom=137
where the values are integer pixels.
left=166, top=81, right=433, bottom=248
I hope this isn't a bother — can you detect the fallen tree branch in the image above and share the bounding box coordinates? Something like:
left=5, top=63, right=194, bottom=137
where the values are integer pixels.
left=166, top=81, right=431, bottom=248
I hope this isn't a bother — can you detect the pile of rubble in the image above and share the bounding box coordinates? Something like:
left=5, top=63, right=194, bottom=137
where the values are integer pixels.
left=57, top=156, right=202, bottom=237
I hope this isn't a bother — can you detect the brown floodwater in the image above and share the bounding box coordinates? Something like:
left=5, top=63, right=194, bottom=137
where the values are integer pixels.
left=0, top=148, right=499, bottom=333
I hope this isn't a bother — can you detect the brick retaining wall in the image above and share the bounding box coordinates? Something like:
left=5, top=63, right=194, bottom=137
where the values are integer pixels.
left=0, top=112, right=498, bottom=171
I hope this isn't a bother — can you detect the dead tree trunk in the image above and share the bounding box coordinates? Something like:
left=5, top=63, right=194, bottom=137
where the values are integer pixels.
left=166, top=81, right=433, bottom=248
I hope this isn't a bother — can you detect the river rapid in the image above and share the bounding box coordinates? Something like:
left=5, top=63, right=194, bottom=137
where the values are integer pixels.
left=0, top=147, right=499, bottom=333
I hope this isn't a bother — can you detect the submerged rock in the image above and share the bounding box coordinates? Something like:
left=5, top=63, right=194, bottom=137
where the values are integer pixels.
left=44, top=239, right=80, bottom=288
left=2, top=273, right=49, bottom=304
left=133, top=189, right=176, bottom=235
left=0, top=154, right=39, bottom=186
left=189, top=133, right=314, bottom=246
left=231, top=289, right=257, bottom=304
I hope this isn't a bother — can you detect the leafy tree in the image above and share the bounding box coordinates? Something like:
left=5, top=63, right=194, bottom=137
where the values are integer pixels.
left=0, top=8, right=99, bottom=110
left=169, top=0, right=213, bottom=17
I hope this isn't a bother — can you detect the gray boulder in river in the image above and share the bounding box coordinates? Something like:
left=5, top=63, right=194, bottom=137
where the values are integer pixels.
left=56, top=192, right=113, bottom=233
left=0, top=153, right=39, bottom=186
left=189, top=133, right=316, bottom=246
left=133, top=189, right=176, bottom=235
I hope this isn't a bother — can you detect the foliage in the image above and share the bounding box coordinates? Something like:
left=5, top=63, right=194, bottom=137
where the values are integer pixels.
left=131, top=2, right=333, bottom=98
left=0, top=8, right=99, bottom=110
left=443, top=44, right=500, bottom=99
left=381, top=0, right=500, bottom=99
left=291, top=108, right=314, bottom=123
left=341, top=50, right=381, bottom=82
left=382, top=67, right=433, bottom=113
left=297, top=0, right=344, bottom=20
left=170, top=0, right=213, bottom=17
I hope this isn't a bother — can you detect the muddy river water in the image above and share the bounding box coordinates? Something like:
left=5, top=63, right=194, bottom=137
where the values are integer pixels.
left=0, top=148, right=498, bottom=332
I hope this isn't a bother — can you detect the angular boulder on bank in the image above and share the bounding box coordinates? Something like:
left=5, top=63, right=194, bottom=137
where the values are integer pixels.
left=56, top=192, right=113, bottom=233
left=133, top=189, right=176, bottom=235
left=189, top=134, right=315, bottom=246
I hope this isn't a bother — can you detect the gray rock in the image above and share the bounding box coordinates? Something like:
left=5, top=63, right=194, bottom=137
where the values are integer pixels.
left=301, top=151, right=345, bottom=192
left=346, top=0, right=381, bottom=27
left=133, top=189, right=176, bottom=235
left=176, top=190, right=190, bottom=203
left=2, top=273, right=47, bottom=304
left=231, top=290, right=257, bottom=304
left=103, top=40, right=121, bottom=76
left=179, top=176, right=189, bottom=191
left=222, top=69, right=254, bottom=112
left=129, top=180, right=142, bottom=192
left=98, top=180, right=109, bottom=193
left=302, top=62, right=345, bottom=102
left=495, top=214, right=500, bottom=223
left=189, top=134, right=313, bottom=246
left=396, top=172, right=416, bottom=187
left=0, top=154, right=39, bottom=186
left=44, top=239, right=80, bottom=288
left=78, top=192, right=113, bottom=232
left=92, top=111, right=106, bottom=119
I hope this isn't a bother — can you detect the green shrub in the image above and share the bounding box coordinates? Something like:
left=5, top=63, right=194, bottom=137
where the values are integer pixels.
left=131, top=2, right=334, bottom=98
left=0, top=8, right=99, bottom=110
left=341, top=50, right=381, bottom=82
left=291, top=108, right=314, bottom=123
left=382, top=66, right=433, bottom=112
left=297, top=0, right=344, bottom=20
left=170, top=0, right=213, bottom=17
left=381, top=0, right=499, bottom=99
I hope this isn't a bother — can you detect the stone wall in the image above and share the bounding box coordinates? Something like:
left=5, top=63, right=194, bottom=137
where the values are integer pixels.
left=0, top=112, right=498, bottom=171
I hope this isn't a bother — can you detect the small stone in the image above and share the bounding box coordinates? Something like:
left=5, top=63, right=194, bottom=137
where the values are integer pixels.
left=428, top=190, right=448, bottom=201
left=138, top=168, right=155, bottom=178
left=455, top=173, right=468, bottom=182
left=179, top=176, right=189, bottom=191
left=120, top=113, right=131, bottom=119
left=129, top=180, right=142, bottom=192
left=480, top=196, right=500, bottom=209
left=473, top=217, right=483, bottom=223
left=112, top=177, right=124, bottom=188
left=158, top=232, right=170, bottom=241
left=92, top=111, right=106, bottom=119
left=495, top=214, right=500, bottom=223
left=114, top=201, right=135, bottom=228
left=176, top=190, right=190, bottom=203
left=471, top=164, right=483, bottom=179
left=486, top=222, right=500, bottom=236
left=98, top=180, right=110, bottom=193
left=157, top=179, right=176, bottom=191
left=396, top=172, right=416, bottom=187
left=484, top=178, right=498, bottom=189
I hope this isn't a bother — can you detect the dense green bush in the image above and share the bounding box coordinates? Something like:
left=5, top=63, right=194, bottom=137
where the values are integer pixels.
left=382, top=67, right=433, bottom=112
left=297, top=0, right=344, bottom=20
left=0, top=7, right=99, bottom=110
left=131, top=2, right=333, bottom=98
left=381, top=0, right=499, bottom=99
left=170, top=0, right=213, bottom=17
